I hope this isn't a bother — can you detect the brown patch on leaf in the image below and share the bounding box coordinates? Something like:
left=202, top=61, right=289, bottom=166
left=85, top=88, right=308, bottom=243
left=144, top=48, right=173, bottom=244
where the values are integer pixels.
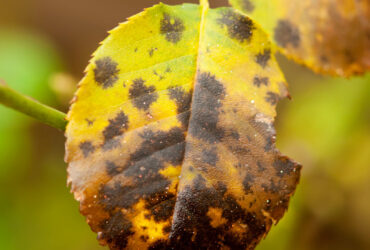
left=160, top=13, right=185, bottom=44
left=274, top=20, right=301, bottom=48
left=256, top=49, right=271, bottom=68
left=218, top=10, right=255, bottom=43
left=94, top=57, right=119, bottom=89
left=129, top=78, right=158, bottom=110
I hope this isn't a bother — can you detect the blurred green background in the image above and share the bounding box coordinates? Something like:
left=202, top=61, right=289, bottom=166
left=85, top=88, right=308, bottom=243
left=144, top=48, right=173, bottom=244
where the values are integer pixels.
left=0, top=0, right=369, bottom=249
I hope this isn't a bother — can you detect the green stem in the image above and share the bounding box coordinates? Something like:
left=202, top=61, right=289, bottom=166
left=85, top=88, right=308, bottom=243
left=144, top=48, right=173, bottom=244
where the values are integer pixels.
left=0, top=80, right=67, bottom=131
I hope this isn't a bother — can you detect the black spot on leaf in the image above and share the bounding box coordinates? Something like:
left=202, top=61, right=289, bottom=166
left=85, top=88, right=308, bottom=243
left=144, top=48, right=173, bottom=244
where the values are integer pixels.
left=145, top=192, right=176, bottom=222
left=129, top=78, right=158, bottom=110
left=99, top=127, right=185, bottom=217
left=274, top=156, right=298, bottom=177
left=201, top=147, right=219, bottom=166
left=79, top=141, right=95, bottom=157
left=189, top=72, right=226, bottom=143
left=243, top=173, right=255, bottom=194
left=165, top=175, right=267, bottom=249
left=102, top=112, right=129, bottom=148
left=94, top=57, right=119, bottom=89
left=218, top=10, right=254, bottom=42
left=256, top=49, right=271, bottom=68
left=253, top=76, right=269, bottom=87
left=265, top=92, right=280, bottom=105
left=160, top=13, right=185, bottom=44
left=106, top=161, right=123, bottom=176
left=242, top=0, right=255, bottom=12
left=168, top=87, right=192, bottom=127
left=264, top=137, right=274, bottom=152
left=98, top=211, right=134, bottom=249
left=274, top=20, right=300, bottom=48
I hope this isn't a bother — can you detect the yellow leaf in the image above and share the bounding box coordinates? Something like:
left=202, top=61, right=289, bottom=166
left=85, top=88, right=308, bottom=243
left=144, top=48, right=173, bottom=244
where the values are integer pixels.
left=230, top=0, right=370, bottom=76
left=65, top=2, right=301, bottom=249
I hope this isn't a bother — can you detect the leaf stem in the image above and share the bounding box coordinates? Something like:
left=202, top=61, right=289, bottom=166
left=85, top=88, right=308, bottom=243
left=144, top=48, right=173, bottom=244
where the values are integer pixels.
left=0, top=80, right=67, bottom=131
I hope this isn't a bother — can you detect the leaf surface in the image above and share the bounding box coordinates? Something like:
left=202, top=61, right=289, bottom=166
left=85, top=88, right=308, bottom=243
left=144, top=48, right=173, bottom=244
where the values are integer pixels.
left=230, top=0, right=370, bottom=76
left=65, top=2, right=301, bottom=249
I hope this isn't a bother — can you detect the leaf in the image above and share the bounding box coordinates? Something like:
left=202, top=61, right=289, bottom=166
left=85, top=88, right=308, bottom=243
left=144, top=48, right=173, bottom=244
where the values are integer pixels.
left=229, top=0, right=370, bottom=76
left=65, top=2, right=301, bottom=249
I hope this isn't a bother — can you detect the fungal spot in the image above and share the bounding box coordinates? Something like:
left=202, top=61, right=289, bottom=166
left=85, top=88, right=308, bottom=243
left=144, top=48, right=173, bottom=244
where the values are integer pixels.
left=257, top=161, right=266, bottom=172
left=102, top=112, right=129, bottom=148
left=168, top=87, right=192, bottom=127
left=218, top=10, right=254, bottom=42
left=256, top=49, right=271, bottom=68
left=129, top=78, right=158, bottom=110
left=253, top=76, right=269, bottom=87
left=262, top=179, right=280, bottom=193
left=274, top=20, right=300, bottom=48
left=242, top=0, right=255, bottom=12
left=99, top=127, right=185, bottom=213
left=264, top=137, right=274, bottom=152
left=230, top=130, right=240, bottom=140
left=265, top=92, right=280, bottom=105
left=201, top=147, right=219, bottom=166
left=79, top=141, right=95, bottom=157
left=169, top=175, right=267, bottom=248
left=274, top=156, right=298, bottom=177
left=189, top=72, right=226, bottom=143
left=148, top=47, right=157, bottom=57
left=106, top=161, right=123, bottom=176
left=145, top=192, right=176, bottom=222
left=98, top=211, right=134, bottom=249
left=160, top=13, right=185, bottom=44
left=85, top=118, right=94, bottom=126
left=94, top=57, right=119, bottom=89
left=243, top=173, right=255, bottom=194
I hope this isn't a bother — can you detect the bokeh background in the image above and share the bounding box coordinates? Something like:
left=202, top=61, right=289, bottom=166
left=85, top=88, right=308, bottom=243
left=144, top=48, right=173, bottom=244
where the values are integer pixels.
left=0, top=0, right=369, bottom=249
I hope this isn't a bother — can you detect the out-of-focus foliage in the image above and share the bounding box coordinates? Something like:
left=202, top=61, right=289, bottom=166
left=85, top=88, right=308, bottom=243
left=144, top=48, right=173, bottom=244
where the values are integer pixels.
left=230, top=0, right=370, bottom=76
left=0, top=29, right=98, bottom=250
left=0, top=29, right=60, bottom=179
left=66, top=2, right=300, bottom=248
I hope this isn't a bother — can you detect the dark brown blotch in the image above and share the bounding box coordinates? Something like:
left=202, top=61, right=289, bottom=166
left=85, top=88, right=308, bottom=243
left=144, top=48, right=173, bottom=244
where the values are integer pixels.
left=129, top=78, right=158, bottom=110
left=253, top=76, right=269, bottom=87
left=148, top=47, right=157, bottom=57
left=189, top=72, right=226, bottom=143
left=106, top=161, right=123, bottom=176
left=218, top=10, right=254, bottom=43
left=99, top=127, right=185, bottom=213
left=168, top=175, right=267, bottom=249
left=264, top=137, right=274, bottom=152
left=241, top=0, right=255, bottom=12
left=98, top=211, right=134, bottom=249
left=274, top=19, right=300, bottom=48
left=256, top=49, right=271, bottom=68
left=102, top=112, right=129, bottom=149
left=145, top=192, right=176, bottom=222
left=160, top=13, right=185, bottom=44
left=168, top=87, right=192, bottom=127
left=265, top=92, right=280, bottom=105
left=79, top=141, right=95, bottom=158
left=94, top=57, right=120, bottom=89
left=201, top=147, right=219, bottom=166
left=274, top=156, right=298, bottom=177
left=243, top=173, right=255, bottom=194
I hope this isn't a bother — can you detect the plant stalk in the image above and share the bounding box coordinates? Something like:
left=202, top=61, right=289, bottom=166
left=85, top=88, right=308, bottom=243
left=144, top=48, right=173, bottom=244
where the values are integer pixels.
left=0, top=80, right=67, bottom=131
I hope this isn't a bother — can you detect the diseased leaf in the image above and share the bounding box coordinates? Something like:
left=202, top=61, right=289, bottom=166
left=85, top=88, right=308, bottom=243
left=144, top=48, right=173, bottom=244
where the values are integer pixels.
left=230, top=0, right=370, bottom=76
left=65, top=2, right=301, bottom=249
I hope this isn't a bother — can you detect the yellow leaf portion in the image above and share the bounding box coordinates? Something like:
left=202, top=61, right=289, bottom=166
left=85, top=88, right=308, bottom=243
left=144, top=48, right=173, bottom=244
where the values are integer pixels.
left=230, top=0, right=370, bottom=76
left=65, top=2, right=300, bottom=249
